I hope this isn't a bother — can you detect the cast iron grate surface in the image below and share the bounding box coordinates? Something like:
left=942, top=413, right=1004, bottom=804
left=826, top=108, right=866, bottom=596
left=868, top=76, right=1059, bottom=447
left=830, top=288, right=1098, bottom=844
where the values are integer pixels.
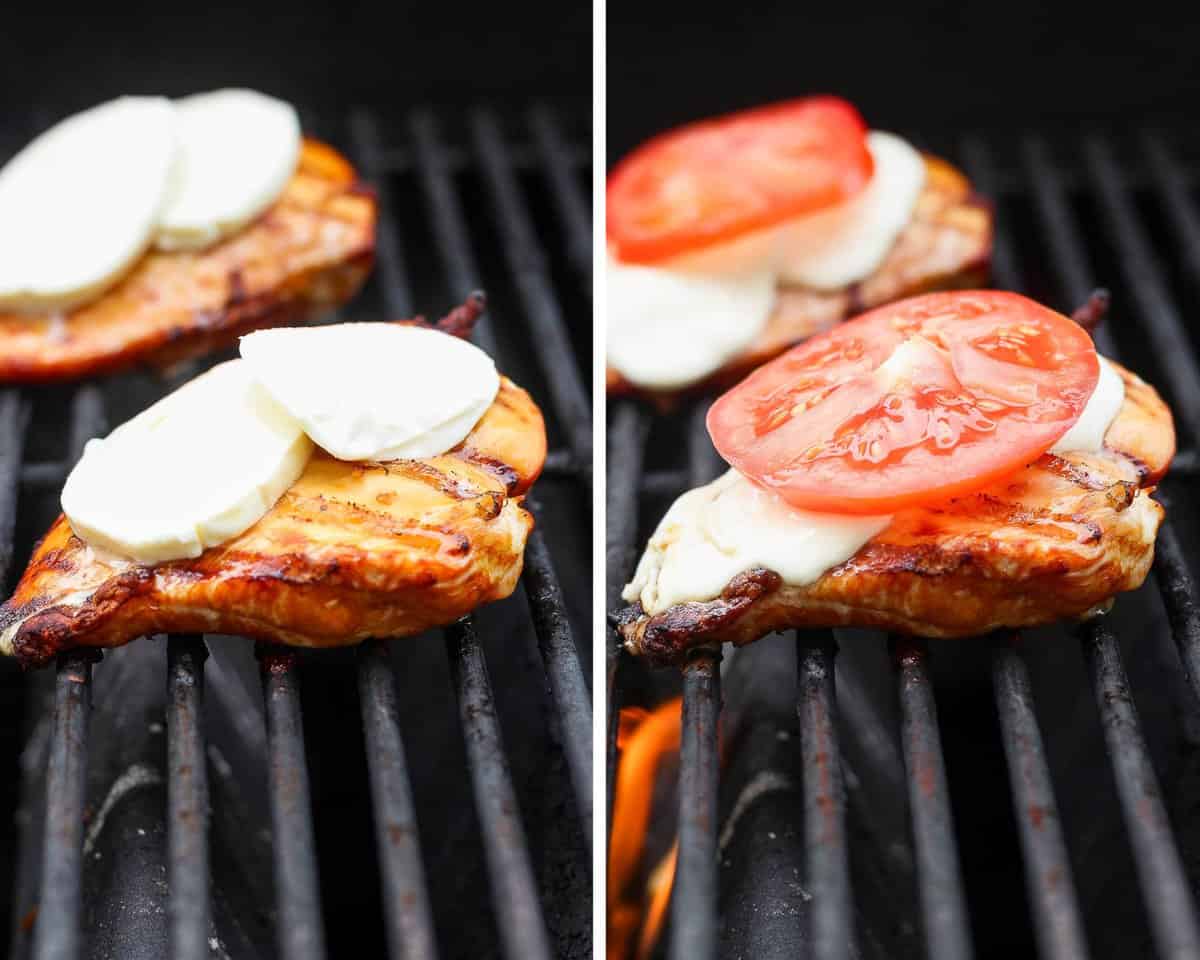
left=607, top=129, right=1200, bottom=960
left=0, top=100, right=592, bottom=960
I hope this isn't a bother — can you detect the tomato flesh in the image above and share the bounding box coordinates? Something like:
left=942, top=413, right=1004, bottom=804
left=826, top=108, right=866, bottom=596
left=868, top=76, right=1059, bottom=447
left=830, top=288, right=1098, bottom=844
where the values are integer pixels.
left=607, top=97, right=873, bottom=264
left=707, top=291, right=1101, bottom=514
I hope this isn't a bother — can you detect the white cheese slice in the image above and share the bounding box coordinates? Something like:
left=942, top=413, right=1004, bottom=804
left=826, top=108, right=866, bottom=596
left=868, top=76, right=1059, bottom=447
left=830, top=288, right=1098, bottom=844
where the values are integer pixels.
left=624, top=355, right=1125, bottom=614
left=1050, top=356, right=1124, bottom=454
left=606, top=255, right=775, bottom=389
left=61, top=360, right=312, bottom=564
left=239, top=323, right=501, bottom=461
left=776, top=131, right=925, bottom=289
left=155, top=89, right=300, bottom=251
left=623, top=470, right=892, bottom=615
left=0, top=96, right=176, bottom=312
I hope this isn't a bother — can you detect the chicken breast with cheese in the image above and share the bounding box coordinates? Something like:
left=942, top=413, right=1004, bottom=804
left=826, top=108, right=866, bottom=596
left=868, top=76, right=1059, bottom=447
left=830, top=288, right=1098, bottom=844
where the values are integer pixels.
left=0, top=309, right=546, bottom=668
left=618, top=362, right=1173, bottom=666
left=0, top=139, right=375, bottom=383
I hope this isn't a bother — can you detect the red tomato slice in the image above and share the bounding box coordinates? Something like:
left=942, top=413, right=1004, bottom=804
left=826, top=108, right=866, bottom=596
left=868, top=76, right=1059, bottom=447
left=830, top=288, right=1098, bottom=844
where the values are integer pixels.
left=706, top=291, right=1101, bottom=514
left=607, top=97, right=873, bottom=263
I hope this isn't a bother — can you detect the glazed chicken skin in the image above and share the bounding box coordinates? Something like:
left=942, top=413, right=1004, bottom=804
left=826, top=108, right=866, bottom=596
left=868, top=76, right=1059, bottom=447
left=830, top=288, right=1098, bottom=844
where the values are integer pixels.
left=0, top=372, right=545, bottom=668
left=606, top=155, right=992, bottom=399
left=0, top=139, right=376, bottom=383
left=618, top=363, right=1173, bottom=666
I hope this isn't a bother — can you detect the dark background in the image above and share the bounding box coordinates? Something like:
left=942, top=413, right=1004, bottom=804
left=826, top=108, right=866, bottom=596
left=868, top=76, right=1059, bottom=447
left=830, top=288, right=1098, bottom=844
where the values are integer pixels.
left=608, top=1, right=1198, bottom=165
left=0, top=1, right=591, bottom=118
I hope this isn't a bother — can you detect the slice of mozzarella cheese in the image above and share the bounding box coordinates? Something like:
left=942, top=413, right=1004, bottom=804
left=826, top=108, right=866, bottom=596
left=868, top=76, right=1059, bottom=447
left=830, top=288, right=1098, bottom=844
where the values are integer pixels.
left=1050, top=356, right=1124, bottom=453
left=0, top=96, right=177, bottom=312
left=775, top=131, right=925, bottom=289
left=606, top=256, right=775, bottom=389
left=624, top=356, right=1125, bottom=614
left=62, top=360, right=312, bottom=563
left=623, top=469, right=891, bottom=615
left=239, top=323, right=501, bottom=461
left=155, top=89, right=300, bottom=251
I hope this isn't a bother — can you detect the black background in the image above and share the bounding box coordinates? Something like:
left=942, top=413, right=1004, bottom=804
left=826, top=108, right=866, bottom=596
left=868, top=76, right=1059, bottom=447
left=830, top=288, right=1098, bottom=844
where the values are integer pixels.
left=608, top=0, right=1198, bottom=165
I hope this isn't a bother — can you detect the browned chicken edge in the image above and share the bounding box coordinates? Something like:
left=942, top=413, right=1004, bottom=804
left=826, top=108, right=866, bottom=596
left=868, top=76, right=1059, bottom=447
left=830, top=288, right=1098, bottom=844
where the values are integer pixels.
left=617, top=363, right=1173, bottom=666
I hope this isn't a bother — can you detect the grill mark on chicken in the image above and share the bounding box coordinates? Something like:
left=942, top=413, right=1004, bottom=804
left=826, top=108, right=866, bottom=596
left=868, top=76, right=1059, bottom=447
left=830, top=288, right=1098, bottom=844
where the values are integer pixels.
left=0, top=376, right=546, bottom=667
left=619, top=358, right=1173, bottom=665
left=0, top=139, right=377, bottom=383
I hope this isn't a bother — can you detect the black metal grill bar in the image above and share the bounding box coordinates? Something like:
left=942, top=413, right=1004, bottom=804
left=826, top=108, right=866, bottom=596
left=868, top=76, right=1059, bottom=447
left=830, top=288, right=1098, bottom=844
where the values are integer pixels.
left=529, top=105, right=593, bottom=296
left=470, top=109, right=594, bottom=475
left=605, top=401, right=647, bottom=831
left=1143, top=133, right=1200, bottom=286
left=30, top=652, right=94, bottom=960
left=671, top=650, right=722, bottom=960
left=892, top=638, right=973, bottom=960
left=797, top=632, right=852, bottom=960
left=521, top=516, right=594, bottom=853
left=0, top=390, right=30, bottom=584
left=378, top=143, right=590, bottom=177
left=991, top=643, right=1089, bottom=960
left=358, top=641, right=440, bottom=960
left=260, top=649, right=328, bottom=960
left=1079, top=621, right=1200, bottom=956
left=166, top=635, right=211, bottom=960
left=350, top=109, right=416, bottom=317
left=445, top=618, right=554, bottom=960
left=1083, top=136, right=1200, bottom=440
left=1153, top=521, right=1200, bottom=705
left=960, top=137, right=1021, bottom=290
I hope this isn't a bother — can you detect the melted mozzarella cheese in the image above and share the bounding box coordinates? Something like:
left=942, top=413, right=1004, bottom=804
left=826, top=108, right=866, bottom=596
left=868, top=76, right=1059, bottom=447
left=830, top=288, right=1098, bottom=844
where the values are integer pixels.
left=156, top=89, right=300, bottom=251
left=62, top=360, right=312, bottom=563
left=624, top=355, right=1126, bottom=614
left=606, top=131, right=924, bottom=388
left=1050, top=357, right=1124, bottom=454
left=623, top=470, right=892, bottom=615
left=606, top=257, right=775, bottom=389
left=240, top=323, right=500, bottom=461
left=0, top=97, right=177, bottom=311
left=776, top=132, right=925, bottom=289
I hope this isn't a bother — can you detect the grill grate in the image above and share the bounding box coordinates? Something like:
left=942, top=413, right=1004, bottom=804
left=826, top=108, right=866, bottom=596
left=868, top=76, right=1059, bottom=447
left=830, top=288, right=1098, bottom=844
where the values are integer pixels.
left=3, top=101, right=591, bottom=960
left=607, top=129, right=1200, bottom=959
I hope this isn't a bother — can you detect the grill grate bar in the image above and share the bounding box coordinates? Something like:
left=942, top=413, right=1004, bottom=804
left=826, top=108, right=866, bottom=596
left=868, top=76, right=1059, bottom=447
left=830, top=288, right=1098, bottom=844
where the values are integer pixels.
left=409, top=110, right=495, bottom=354
left=1153, top=521, right=1200, bottom=706
left=260, top=649, right=328, bottom=960
left=445, top=618, right=554, bottom=960
left=797, top=632, right=852, bottom=960
left=671, top=650, right=722, bottom=960
left=991, top=643, right=1089, bottom=960
left=471, top=109, right=593, bottom=475
left=166, top=635, right=212, bottom=960
left=1079, top=621, right=1200, bottom=956
left=1084, top=136, right=1200, bottom=440
left=892, top=638, right=973, bottom=960
left=31, top=652, right=95, bottom=960
left=529, top=105, right=593, bottom=296
left=350, top=108, right=416, bottom=317
left=0, top=390, right=31, bottom=584
left=521, top=517, right=594, bottom=853
left=1143, top=133, right=1200, bottom=288
left=358, top=641, right=440, bottom=960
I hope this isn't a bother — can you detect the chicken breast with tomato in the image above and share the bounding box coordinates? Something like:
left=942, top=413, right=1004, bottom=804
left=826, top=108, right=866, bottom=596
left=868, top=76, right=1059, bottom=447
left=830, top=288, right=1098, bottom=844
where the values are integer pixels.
left=606, top=97, right=991, bottom=399
left=617, top=291, right=1174, bottom=665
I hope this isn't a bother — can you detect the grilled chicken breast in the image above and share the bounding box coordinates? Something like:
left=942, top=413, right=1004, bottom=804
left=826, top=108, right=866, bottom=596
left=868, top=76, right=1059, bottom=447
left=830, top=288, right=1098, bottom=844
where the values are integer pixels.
left=606, top=155, right=992, bottom=399
left=0, top=139, right=376, bottom=383
left=618, top=363, right=1173, bottom=665
left=1, top=375, right=545, bottom=667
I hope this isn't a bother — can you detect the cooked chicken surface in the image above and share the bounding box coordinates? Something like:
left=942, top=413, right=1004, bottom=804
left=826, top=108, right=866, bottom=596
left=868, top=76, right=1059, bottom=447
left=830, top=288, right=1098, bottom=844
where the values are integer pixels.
left=1, top=376, right=545, bottom=667
left=617, top=363, right=1173, bottom=665
left=606, top=155, right=992, bottom=398
left=0, top=139, right=376, bottom=383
